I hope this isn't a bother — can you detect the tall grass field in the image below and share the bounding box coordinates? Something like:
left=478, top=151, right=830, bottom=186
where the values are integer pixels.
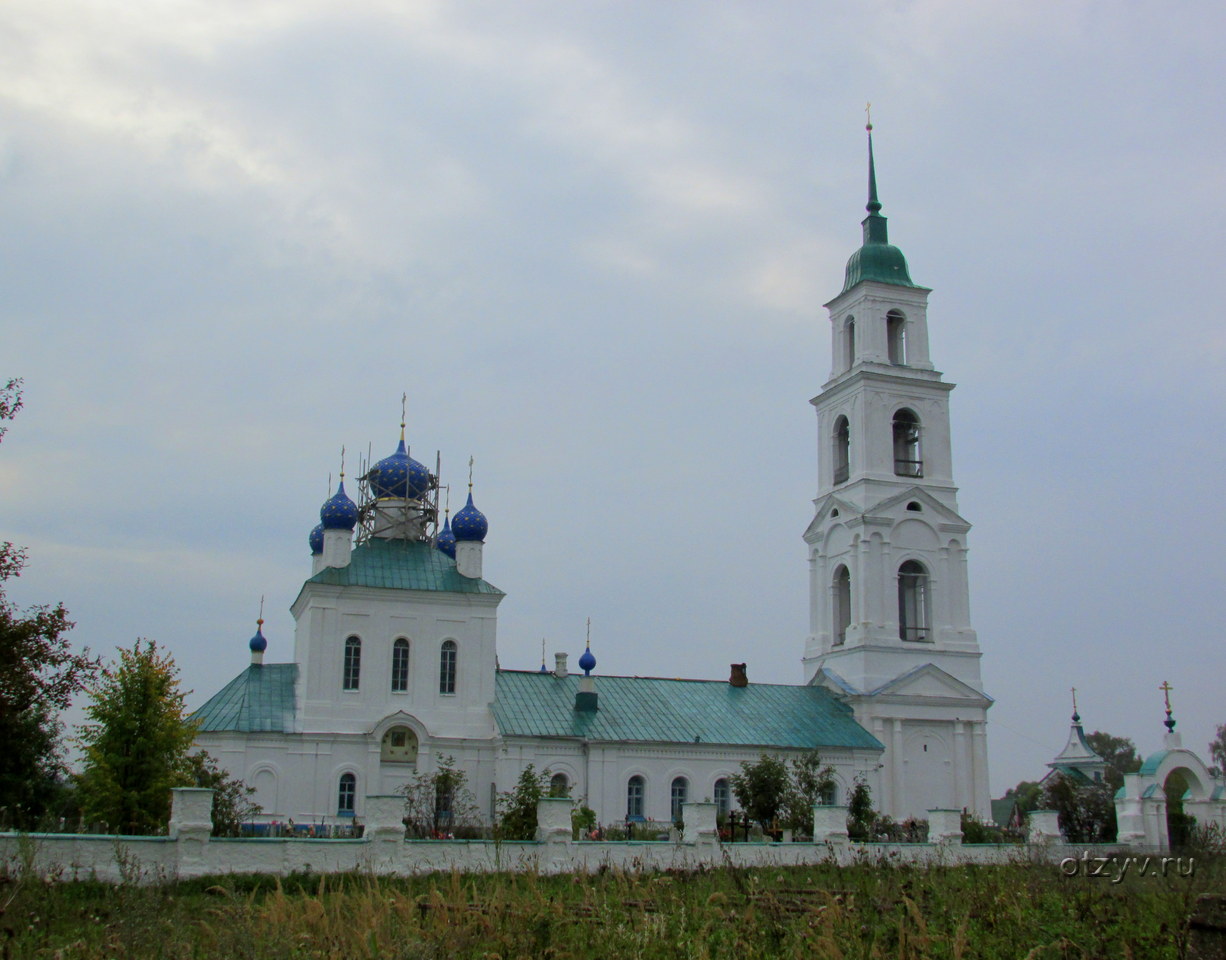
left=4, top=858, right=1221, bottom=958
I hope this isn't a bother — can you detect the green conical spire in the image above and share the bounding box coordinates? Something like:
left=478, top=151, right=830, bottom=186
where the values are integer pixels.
left=867, top=123, right=881, bottom=214
left=861, top=123, right=889, bottom=245
left=840, top=119, right=918, bottom=294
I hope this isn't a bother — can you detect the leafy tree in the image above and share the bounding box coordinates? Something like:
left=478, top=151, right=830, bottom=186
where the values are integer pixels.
left=1043, top=772, right=1116, bottom=843
left=185, top=750, right=262, bottom=837
left=782, top=749, right=837, bottom=837
left=1209, top=724, right=1226, bottom=773
left=729, top=754, right=790, bottom=831
left=0, top=378, right=100, bottom=825
left=846, top=774, right=877, bottom=841
left=1004, top=780, right=1043, bottom=817
left=75, top=639, right=199, bottom=834
left=496, top=764, right=549, bottom=841
left=400, top=755, right=481, bottom=838
left=1085, top=731, right=1142, bottom=791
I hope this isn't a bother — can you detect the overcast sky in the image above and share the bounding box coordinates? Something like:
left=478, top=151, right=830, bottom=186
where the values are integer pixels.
left=2, top=1, right=1223, bottom=796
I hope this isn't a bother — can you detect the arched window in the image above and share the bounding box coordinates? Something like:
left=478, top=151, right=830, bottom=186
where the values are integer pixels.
left=844, top=318, right=856, bottom=370
left=670, top=777, right=689, bottom=822
left=887, top=310, right=907, bottom=365
left=892, top=408, right=922, bottom=477
left=343, top=636, right=361, bottom=691
left=626, top=775, right=645, bottom=819
left=819, top=782, right=838, bottom=805
left=898, top=560, right=930, bottom=641
left=337, top=772, right=356, bottom=815
left=833, top=565, right=852, bottom=646
left=380, top=726, right=419, bottom=764
left=833, top=416, right=850, bottom=485
left=713, top=778, right=731, bottom=819
left=549, top=772, right=570, bottom=798
left=439, top=640, right=457, bottom=695
left=391, top=638, right=410, bottom=692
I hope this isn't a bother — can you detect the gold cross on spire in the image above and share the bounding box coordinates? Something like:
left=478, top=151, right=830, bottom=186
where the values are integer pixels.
left=467, top=455, right=474, bottom=490
left=1071, top=686, right=1078, bottom=714
left=865, top=101, right=873, bottom=131
left=400, top=391, right=407, bottom=429
left=339, top=445, right=346, bottom=480
left=1160, top=680, right=1173, bottom=713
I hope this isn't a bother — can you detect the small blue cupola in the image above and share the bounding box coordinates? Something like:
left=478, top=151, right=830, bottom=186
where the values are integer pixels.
left=452, top=490, right=488, bottom=542
left=308, top=523, right=324, bottom=555
left=320, top=480, right=359, bottom=530
left=369, top=428, right=432, bottom=500
left=436, top=510, right=457, bottom=559
left=578, top=644, right=596, bottom=676
left=249, top=617, right=268, bottom=665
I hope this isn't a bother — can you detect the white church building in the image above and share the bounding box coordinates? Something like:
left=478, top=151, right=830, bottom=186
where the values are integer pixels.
left=194, top=131, right=993, bottom=829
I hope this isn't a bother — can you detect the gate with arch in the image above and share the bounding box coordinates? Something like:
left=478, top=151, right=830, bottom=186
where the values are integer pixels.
left=1115, top=741, right=1226, bottom=850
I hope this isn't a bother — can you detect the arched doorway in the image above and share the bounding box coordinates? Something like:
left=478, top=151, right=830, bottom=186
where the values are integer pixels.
left=1164, top=768, right=1195, bottom=849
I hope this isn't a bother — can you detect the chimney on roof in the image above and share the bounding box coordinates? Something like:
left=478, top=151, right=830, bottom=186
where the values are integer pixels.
left=729, top=663, right=748, bottom=687
left=554, top=652, right=568, bottom=678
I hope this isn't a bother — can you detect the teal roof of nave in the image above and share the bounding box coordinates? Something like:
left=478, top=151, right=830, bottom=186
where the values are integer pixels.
left=493, top=671, right=883, bottom=750
left=192, top=663, right=298, bottom=733
left=307, top=539, right=503, bottom=595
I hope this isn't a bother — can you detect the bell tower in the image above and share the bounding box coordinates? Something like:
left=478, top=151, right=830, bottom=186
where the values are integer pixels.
left=803, top=124, right=991, bottom=819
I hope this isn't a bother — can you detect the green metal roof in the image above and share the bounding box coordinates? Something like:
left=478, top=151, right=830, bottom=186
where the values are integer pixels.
left=192, top=663, right=298, bottom=733
left=492, top=671, right=882, bottom=751
left=990, top=797, right=1018, bottom=828
left=307, top=539, right=503, bottom=595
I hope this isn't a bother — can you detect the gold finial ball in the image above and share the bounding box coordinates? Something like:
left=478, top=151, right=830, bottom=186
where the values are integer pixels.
left=866, top=122, right=873, bottom=132
left=257, top=618, right=264, bottom=626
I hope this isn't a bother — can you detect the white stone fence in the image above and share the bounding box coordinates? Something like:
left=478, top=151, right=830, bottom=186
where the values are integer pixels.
left=0, top=791, right=1149, bottom=883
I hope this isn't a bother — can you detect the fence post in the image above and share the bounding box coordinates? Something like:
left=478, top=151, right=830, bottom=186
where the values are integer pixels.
left=681, top=802, right=718, bottom=848
left=169, top=787, right=214, bottom=873
left=812, top=804, right=849, bottom=846
left=1026, top=809, right=1062, bottom=844
left=927, top=809, right=963, bottom=845
left=364, top=795, right=405, bottom=872
left=533, top=796, right=572, bottom=869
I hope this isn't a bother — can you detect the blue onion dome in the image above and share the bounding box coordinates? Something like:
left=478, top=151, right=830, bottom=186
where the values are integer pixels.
left=451, top=490, right=488, bottom=542
left=249, top=619, right=268, bottom=653
left=308, top=523, right=324, bottom=555
left=369, top=430, right=432, bottom=500
left=578, top=644, right=596, bottom=675
left=320, top=480, right=359, bottom=530
left=436, top=511, right=457, bottom=559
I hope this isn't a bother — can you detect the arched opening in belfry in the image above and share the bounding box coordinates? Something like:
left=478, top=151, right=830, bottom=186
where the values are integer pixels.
left=833, top=565, right=851, bottom=645
left=892, top=408, right=922, bottom=477
left=833, top=416, right=850, bottom=484
left=887, top=310, right=907, bottom=365
left=844, top=318, right=856, bottom=370
left=897, top=560, right=930, bottom=641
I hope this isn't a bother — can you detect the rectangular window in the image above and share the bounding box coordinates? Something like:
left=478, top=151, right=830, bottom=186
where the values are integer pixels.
left=439, top=641, right=457, bottom=695
left=391, top=639, right=409, bottom=693
left=343, top=637, right=361, bottom=691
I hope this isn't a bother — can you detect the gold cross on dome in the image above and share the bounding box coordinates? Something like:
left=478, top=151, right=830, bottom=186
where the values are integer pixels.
left=1159, top=680, right=1173, bottom=713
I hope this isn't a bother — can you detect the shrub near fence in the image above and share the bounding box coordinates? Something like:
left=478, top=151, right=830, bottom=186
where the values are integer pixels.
left=0, top=790, right=1164, bottom=883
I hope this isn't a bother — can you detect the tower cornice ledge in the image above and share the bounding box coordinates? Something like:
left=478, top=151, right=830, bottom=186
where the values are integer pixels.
left=816, top=367, right=952, bottom=400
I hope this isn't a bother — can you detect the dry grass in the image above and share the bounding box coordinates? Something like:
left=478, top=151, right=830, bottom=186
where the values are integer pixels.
left=2, top=857, right=1219, bottom=959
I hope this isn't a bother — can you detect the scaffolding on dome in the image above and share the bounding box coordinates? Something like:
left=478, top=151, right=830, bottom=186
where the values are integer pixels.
left=352, top=446, right=442, bottom=546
